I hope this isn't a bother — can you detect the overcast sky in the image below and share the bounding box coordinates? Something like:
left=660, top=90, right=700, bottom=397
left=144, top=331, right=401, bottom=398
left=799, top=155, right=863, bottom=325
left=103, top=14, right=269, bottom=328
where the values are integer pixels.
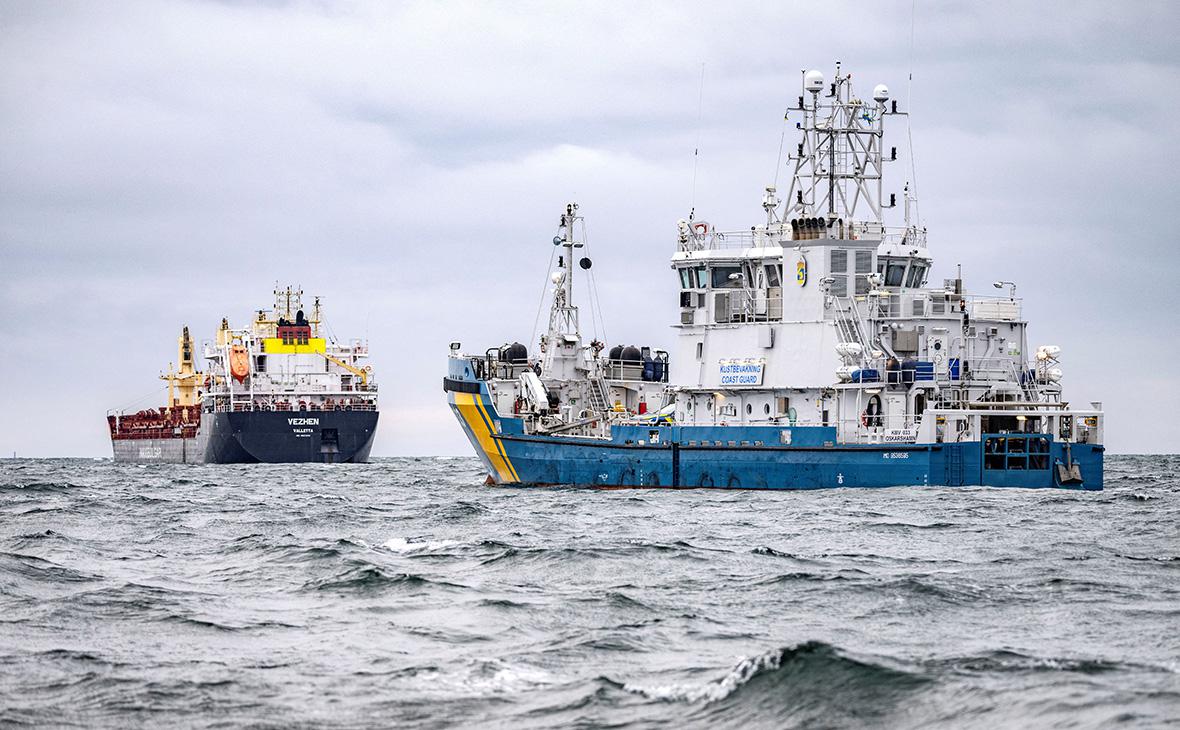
left=2, top=0, right=1177, bottom=456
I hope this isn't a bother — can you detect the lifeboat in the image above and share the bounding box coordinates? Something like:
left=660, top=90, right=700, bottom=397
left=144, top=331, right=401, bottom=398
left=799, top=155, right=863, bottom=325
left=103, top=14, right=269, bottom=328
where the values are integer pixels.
left=229, top=344, right=250, bottom=383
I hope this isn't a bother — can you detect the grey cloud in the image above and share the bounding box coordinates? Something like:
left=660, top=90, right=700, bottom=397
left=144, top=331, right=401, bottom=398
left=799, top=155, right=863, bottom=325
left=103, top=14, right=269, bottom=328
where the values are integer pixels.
left=1, top=0, right=1177, bottom=456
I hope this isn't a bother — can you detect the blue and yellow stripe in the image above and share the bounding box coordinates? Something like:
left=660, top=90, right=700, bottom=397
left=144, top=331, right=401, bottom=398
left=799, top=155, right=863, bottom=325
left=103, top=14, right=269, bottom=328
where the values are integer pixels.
left=450, top=392, right=519, bottom=483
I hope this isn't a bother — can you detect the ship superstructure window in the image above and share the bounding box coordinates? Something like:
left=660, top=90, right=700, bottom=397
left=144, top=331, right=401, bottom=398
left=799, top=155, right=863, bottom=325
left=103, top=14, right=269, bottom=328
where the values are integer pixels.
left=885, top=262, right=906, bottom=287
left=679, top=268, right=692, bottom=289
left=711, top=265, right=743, bottom=289
left=765, top=264, right=781, bottom=288
left=906, top=264, right=927, bottom=288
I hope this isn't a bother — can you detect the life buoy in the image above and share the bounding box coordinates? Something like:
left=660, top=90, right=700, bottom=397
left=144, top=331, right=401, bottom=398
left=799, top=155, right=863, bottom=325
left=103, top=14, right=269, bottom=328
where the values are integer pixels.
left=692, top=221, right=710, bottom=237
left=861, top=411, right=869, bottom=427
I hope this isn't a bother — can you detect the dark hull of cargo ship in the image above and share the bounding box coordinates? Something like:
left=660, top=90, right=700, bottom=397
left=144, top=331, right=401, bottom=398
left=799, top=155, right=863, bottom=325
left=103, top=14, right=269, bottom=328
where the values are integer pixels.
left=204, top=411, right=378, bottom=464
left=111, top=411, right=378, bottom=464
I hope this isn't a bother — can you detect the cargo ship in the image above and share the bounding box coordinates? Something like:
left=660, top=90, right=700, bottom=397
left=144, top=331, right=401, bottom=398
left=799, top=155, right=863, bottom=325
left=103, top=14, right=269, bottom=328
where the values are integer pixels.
left=108, top=286, right=378, bottom=463
left=444, top=63, right=1103, bottom=489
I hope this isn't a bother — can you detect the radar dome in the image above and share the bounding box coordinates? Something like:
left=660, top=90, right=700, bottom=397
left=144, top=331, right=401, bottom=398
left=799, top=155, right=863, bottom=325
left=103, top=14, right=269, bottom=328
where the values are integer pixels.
left=873, top=84, right=890, bottom=102
left=803, top=70, right=824, bottom=93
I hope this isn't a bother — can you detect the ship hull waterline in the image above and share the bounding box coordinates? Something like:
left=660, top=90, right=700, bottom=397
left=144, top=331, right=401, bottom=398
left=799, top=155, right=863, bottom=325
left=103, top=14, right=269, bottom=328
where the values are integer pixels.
left=111, top=410, right=378, bottom=464
left=447, top=385, right=1102, bottom=491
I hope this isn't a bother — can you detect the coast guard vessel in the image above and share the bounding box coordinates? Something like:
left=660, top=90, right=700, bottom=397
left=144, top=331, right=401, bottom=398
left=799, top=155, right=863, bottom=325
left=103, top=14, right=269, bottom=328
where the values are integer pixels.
left=108, top=286, right=378, bottom=463
left=445, top=63, right=1103, bottom=489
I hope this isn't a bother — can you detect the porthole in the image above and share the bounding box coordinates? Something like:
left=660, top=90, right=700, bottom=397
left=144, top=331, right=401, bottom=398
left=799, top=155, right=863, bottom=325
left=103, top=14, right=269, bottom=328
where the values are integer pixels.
left=764, top=403, right=771, bottom=414
left=746, top=403, right=752, bottom=415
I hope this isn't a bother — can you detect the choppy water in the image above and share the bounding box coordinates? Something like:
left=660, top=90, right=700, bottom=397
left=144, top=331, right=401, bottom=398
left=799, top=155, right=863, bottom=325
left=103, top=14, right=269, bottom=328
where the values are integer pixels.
left=1, top=456, right=1178, bottom=728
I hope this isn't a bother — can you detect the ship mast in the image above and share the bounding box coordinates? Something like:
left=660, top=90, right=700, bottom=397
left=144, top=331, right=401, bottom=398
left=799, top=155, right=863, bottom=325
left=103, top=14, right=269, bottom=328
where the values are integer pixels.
left=548, top=203, right=581, bottom=339
left=542, top=203, right=585, bottom=377
left=781, top=62, right=901, bottom=225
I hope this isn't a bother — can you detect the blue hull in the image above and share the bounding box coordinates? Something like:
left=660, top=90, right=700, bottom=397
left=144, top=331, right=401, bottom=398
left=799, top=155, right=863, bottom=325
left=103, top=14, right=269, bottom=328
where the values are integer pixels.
left=445, top=380, right=1102, bottom=491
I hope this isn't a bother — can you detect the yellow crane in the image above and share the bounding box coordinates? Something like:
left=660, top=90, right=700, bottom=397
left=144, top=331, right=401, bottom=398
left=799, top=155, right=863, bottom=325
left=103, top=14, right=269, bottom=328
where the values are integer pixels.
left=321, top=352, right=369, bottom=387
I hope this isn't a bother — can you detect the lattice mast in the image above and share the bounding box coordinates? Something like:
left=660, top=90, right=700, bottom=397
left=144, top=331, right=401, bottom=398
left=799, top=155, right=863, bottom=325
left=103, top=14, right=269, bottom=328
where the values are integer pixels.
left=781, top=62, right=902, bottom=225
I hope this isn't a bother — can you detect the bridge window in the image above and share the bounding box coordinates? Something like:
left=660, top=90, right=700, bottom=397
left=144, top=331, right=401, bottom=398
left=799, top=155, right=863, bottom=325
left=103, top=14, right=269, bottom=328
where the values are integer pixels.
left=885, top=262, right=906, bottom=287
left=906, top=264, right=927, bottom=288
left=711, top=265, right=743, bottom=289
left=765, top=264, right=781, bottom=288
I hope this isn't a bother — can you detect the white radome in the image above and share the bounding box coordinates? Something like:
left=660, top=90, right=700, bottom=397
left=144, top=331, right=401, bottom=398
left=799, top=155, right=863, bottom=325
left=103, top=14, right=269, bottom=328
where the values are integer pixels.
left=873, top=84, right=890, bottom=103
left=804, top=70, right=824, bottom=93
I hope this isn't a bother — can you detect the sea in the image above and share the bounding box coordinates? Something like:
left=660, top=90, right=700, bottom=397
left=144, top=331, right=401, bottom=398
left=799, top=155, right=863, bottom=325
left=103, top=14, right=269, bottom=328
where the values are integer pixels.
left=1, top=456, right=1177, bottom=729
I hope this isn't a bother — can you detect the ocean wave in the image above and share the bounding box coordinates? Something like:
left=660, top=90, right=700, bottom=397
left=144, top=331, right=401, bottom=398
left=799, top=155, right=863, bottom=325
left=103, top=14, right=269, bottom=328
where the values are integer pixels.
left=303, top=563, right=468, bottom=593
left=754, top=569, right=866, bottom=585
left=942, top=649, right=1150, bottom=675
left=0, top=551, right=102, bottom=585
left=619, top=641, right=929, bottom=720
left=0, top=481, right=82, bottom=492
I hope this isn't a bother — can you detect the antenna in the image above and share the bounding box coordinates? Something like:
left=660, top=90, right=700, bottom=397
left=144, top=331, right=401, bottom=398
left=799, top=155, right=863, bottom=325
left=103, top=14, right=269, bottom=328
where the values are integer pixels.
left=689, top=62, right=705, bottom=220
left=905, top=0, right=921, bottom=226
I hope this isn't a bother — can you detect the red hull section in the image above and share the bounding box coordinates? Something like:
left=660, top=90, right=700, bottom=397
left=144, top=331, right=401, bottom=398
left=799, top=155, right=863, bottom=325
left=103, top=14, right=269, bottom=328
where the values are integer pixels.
left=109, top=404, right=201, bottom=441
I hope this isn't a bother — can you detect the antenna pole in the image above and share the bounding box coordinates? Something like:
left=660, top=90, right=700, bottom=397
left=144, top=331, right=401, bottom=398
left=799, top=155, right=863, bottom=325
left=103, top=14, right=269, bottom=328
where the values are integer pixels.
left=689, top=62, right=705, bottom=219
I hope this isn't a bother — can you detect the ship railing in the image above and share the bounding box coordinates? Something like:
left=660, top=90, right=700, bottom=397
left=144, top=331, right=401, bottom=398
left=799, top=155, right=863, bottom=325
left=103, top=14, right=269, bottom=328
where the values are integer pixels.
left=839, top=413, right=921, bottom=444
left=712, top=288, right=784, bottom=324
left=209, top=398, right=377, bottom=413
left=680, top=224, right=925, bottom=251
left=878, top=226, right=928, bottom=249
left=601, top=358, right=670, bottom=383
left=849, top=355, right=1032, bottom=390
left=680, top=229, right=763, bottom=251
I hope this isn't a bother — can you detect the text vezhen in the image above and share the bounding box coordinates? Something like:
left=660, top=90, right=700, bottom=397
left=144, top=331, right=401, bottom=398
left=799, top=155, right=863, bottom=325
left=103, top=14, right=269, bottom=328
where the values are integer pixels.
left=288, top=418, right=320, bottom=426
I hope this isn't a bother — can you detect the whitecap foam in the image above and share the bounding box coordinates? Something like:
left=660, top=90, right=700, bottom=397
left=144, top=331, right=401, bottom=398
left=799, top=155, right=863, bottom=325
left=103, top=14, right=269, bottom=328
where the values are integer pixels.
left=382, top=536, right=463, bottom=553
left=624, top=649, right=785, bottom=704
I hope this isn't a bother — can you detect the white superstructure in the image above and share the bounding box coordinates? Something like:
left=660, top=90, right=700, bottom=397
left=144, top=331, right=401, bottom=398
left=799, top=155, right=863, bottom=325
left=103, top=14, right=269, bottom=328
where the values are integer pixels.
left=202, top=286, right=377, bottom=414
left=668, top=63, right=1101, bottom=451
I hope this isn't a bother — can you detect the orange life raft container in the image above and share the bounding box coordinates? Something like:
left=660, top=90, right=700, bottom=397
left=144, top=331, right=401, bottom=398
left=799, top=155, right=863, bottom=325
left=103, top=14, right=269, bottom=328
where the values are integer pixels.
left=229, top=344, right=250, bottom=383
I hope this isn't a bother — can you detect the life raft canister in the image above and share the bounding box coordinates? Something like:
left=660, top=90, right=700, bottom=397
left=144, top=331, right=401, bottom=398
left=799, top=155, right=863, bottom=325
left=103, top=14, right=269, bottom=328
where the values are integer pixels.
left=229, top=344, right=250, bottom=383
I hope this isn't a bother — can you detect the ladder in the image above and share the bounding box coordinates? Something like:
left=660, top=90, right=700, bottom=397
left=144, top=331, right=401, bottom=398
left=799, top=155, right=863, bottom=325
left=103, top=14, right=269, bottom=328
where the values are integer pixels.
left=945, top=443, right=964, bottom=486
left=587, top=377, right=610, bottom=412
left=832, top=296, right=868, bottom=348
